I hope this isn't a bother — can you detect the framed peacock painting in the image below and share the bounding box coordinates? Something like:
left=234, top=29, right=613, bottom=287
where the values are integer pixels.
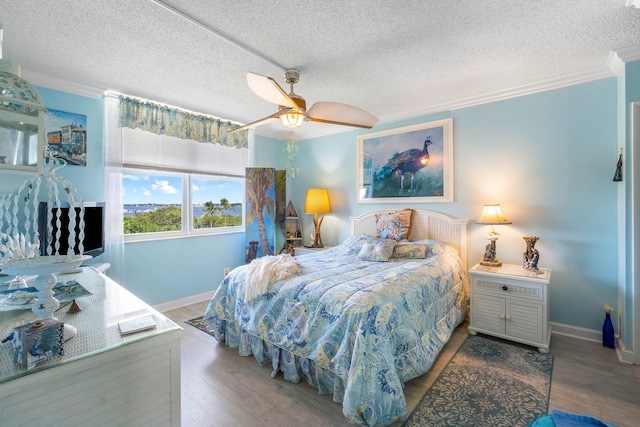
left=356, top=118, right=454, bottom=203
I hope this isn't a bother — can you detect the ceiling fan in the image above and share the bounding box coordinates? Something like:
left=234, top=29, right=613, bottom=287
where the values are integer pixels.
left=230, top=69, right=379, bottom=133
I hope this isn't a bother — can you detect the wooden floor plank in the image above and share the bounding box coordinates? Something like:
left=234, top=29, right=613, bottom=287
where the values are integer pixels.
left=165, top=301, right=640, bottom=427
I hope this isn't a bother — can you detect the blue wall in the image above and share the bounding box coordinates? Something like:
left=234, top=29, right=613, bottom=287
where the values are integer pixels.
left=288, top=78, right=619, bottom=333
left=123, top=232, right=245, bottom=304
left=0, top=74, right=629, bottom=338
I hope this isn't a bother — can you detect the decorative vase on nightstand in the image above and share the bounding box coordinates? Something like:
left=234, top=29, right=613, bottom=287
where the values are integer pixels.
left=523, top=236, right=540, bottom=271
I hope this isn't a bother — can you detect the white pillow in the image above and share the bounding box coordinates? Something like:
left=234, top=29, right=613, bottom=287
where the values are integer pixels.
left=356, top=238, right=397, bottom=262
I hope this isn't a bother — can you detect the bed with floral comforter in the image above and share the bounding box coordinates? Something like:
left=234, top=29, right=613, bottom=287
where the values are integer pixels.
left=203, top=236, right=468, bottom=427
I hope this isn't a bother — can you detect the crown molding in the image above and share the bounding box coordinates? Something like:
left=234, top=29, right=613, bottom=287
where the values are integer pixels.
left=21, top=68, right=105, bottom=98
left=607, top=45, right=640, bottom=75
left=607, top=51, right=626, bottom=75
left=378, top=65, right=616, bottom=125
left=612, top=45, right=640, bottom=64
left=260, top=62, right=623, bottom=141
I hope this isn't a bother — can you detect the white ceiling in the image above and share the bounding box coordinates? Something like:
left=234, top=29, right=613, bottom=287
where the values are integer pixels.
left=1, top=0, right=640, bottom=140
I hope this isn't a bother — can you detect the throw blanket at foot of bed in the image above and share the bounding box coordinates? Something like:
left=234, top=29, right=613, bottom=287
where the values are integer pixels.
left=203, top=240, right=468, bottom=427
left=244, top=254, right=300, bottom=302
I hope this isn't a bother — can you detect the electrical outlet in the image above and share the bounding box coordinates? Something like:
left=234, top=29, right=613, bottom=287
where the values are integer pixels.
left=224, top=267, right=230, bottom=276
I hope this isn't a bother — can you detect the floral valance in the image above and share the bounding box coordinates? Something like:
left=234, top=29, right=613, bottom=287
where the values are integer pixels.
left=119, top=95, right=248, bottom=149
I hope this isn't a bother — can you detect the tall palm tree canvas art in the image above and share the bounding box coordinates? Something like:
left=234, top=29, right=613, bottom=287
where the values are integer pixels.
left=245, top=168, right=285, bottom=262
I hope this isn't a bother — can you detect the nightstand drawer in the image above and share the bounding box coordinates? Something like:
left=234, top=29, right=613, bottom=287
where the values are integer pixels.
left=473, top=279, right=543, bottom=301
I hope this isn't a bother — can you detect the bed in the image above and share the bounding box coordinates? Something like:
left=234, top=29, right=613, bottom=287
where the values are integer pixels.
left=202, top=209, right=469, bottom=426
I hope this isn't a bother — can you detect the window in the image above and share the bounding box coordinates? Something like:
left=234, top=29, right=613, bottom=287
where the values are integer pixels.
left=191, top=175, right=243, bottom=230
left=123, top=169, right=244, bottom=240
left=121, top=126, right=247, bottom=241
left=123, top=170, right=183, bottom=237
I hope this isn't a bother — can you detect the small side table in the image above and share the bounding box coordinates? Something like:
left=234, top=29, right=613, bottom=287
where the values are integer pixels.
left=468, top=263, right=552, bottom=353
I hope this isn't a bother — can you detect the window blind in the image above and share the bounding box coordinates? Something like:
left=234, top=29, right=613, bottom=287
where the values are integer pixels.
left=122, top=127, right=248, bottom=176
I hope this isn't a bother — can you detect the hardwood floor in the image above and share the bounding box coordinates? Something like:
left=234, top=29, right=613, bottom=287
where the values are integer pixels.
left=164, top=301, right=640, bottom=427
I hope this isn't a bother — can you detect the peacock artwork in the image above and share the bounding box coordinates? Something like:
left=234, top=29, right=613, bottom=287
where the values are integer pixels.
left=357, top=118, right=453, bottom=202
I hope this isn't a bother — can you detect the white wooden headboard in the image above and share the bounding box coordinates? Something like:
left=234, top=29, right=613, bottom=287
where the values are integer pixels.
left=349, top=209, right=469, bottom=270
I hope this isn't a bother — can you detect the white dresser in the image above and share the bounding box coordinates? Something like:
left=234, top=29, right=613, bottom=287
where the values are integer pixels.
left=468, top=263, right=551, bottom=353
left=0, top=267, right=183, bottom=426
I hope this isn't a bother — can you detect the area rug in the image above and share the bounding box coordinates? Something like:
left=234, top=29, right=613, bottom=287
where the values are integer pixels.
left=403, top=334, right=554, bottom=427
left=185, top=316, right=216, bottom=338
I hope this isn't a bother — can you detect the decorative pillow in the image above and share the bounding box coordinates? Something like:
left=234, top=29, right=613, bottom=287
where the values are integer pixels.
left=375, top=209, right=414, bottom=241
left=391, top=243, right=429, bottom=259
left=356, top=238, right=397, bottom=262
left=339, top=234, right=384, bottom=255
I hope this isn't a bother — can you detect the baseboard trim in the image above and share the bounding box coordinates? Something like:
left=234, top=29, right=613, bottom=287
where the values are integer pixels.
left=154, top=290, right=215, bottom=313
left=550, top=321, right=600, bottom=342
left=551, top=321, right=634, bottom=364
left=616, top=337, right=635, bottom=364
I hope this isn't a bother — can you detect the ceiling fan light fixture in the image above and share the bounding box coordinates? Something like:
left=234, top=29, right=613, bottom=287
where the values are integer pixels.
left=242, top=70, right=378, bottom=133
left=281, top=110, right=305, bottom=128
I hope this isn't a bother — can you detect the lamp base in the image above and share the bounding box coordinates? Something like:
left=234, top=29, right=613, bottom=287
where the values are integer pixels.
left=479, top=259, right=503, bottom=267
left=311, top=214, right=324, bottom=248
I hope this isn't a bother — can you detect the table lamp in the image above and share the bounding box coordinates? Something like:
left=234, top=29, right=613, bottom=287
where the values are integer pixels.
left=305, top=188, right=331, bottom=248
left=476, top=204, right=511, bottom=267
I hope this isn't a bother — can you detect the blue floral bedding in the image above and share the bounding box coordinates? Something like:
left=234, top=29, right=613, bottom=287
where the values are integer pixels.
left=203, top=237, right=468, bottom=427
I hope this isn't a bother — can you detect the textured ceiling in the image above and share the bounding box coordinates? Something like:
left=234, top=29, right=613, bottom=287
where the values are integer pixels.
left=1, top=0, right=639, bottom=140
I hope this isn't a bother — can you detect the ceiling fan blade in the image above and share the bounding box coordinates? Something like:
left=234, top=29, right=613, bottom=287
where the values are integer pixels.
left=228, top=107, right=293, bottom=133
left=246, top=72, right=301, bottom=109
left=306, top=102, right=379, bottom=129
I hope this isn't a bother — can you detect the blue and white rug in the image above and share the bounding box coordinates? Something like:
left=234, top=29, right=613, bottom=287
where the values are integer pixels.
left=403, top=334, right=554, bottom=427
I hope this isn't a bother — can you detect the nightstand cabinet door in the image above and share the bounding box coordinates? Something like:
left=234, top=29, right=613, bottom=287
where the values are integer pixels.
left=506, top=300, right=544, bottom=344
left=468, top=263, right=551, bottom=353
left=473, top=294, right=505, bottom=334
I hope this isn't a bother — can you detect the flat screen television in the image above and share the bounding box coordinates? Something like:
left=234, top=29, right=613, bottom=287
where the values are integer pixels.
left=38, top=201, right=105, bottom=259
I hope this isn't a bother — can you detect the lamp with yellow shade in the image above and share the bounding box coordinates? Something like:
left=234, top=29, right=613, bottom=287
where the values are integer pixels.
left=476, top=204, right=511, bottom=267
left=305, top=188, right=331, bottom=248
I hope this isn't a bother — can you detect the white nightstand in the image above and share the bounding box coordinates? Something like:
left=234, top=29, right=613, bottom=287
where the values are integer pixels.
left=294, top=246, right=332, bottom=256
left=468, top=263, right=552, bottom=353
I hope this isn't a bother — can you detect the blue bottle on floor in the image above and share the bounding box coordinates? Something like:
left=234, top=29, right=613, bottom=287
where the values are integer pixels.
left=602, top=312, right=615, bottom=348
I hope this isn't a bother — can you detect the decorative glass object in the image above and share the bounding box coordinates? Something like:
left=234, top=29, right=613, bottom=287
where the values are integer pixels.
left=0, top=23, right=46, bottom=171
left=522, top=236, right=540, bottom=271
left=0, top=159, right=90, bottom=339
left=283, top=136, right=299, bottom=179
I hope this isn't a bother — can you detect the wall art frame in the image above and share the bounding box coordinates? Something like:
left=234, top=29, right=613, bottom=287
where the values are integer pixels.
left=44, top=109, right=87, bottom=166
left=356, top=118, right=454, bottom=203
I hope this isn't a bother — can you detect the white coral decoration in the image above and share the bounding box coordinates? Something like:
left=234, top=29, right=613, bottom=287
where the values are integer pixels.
left=603, top=304, right=614, bottom=314
left=0, top=233, right=40, bottom=260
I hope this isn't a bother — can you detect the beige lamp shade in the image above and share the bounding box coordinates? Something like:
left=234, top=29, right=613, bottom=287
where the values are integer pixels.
left=476, top=204, right=511, bottom=225
left=476, top=204, right=510, bottom=267
left=304, top=188, right=331, bottom=214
